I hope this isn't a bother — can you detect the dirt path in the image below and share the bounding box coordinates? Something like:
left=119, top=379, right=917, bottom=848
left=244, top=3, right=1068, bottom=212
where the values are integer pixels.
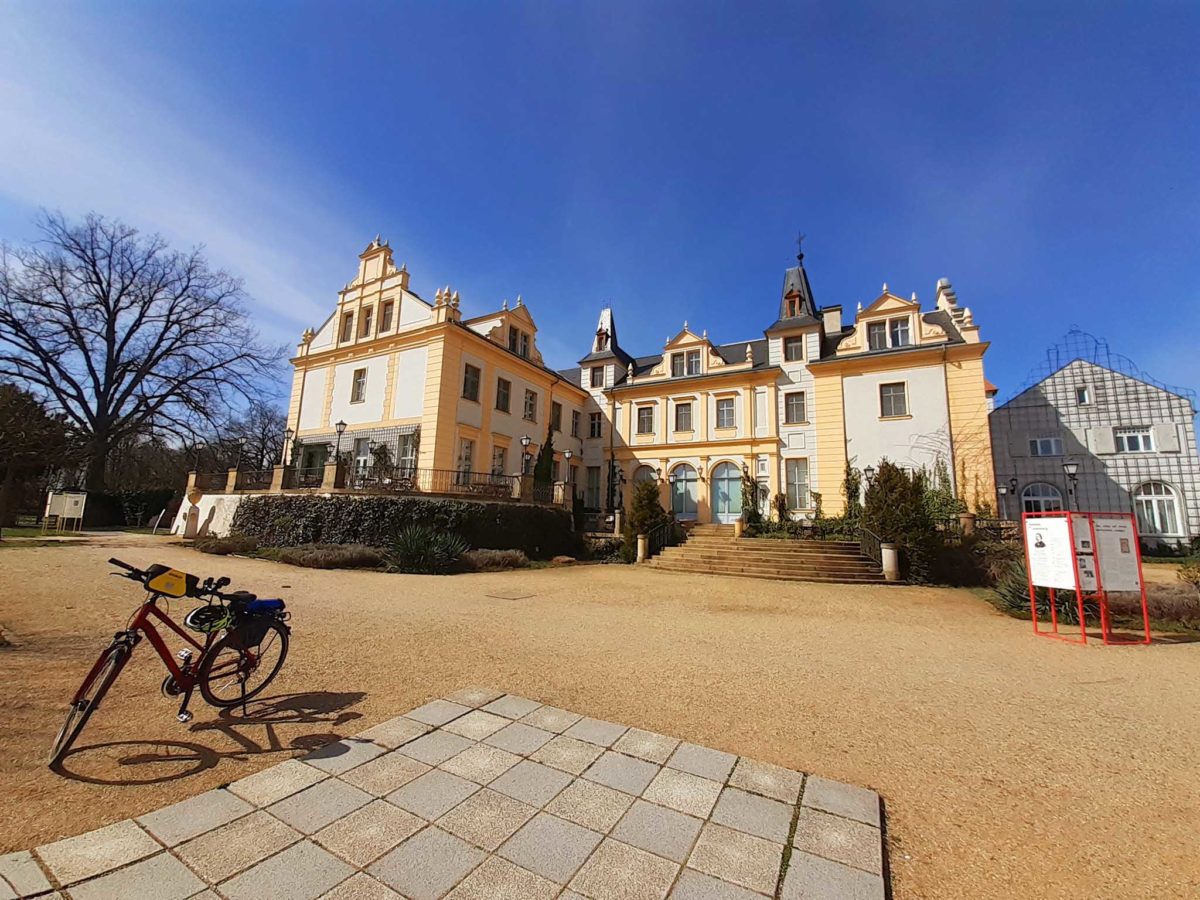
left=1, top=535, right=1197, bottom=898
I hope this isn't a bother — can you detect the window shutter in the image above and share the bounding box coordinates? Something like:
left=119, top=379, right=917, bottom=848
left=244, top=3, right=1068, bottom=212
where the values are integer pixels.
left=1152, top=423, right=1180, bottom=453
left=1089, top=428, right=1117, bottom=455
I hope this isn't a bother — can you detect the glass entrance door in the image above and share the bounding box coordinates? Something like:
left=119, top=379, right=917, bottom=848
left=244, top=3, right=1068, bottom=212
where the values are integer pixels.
left=670, top=464, right=698, bottom=520
left=712, top=462, right=740, bottom=524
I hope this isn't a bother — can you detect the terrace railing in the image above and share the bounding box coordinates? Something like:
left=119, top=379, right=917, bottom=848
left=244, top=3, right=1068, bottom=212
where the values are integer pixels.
left=347, top=466, right=520, bottom=502
left=194, top=472, right=229, bottom=491
left=235, top=468, right=273, bottom=491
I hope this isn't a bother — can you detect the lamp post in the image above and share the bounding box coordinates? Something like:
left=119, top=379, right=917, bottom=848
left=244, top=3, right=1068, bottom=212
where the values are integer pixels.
left=282, top=428, right=294, bottom=465
left=234, top=436, right=247, bottom=470
left=1062, top=461, right=1079, bottom=511
left=334, top=420, right=347, bottom=459
left=520, top=434, right=532, bottom=474
left=563, top=449, right=573, bottom=488
left=997, top=483, right=1009, bottom=520
left=863, top=465, right=876, bottom=485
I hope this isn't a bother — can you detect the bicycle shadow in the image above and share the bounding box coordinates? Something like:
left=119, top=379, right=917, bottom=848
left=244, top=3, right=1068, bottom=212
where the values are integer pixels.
left=54, top=690, right=367, bottom=786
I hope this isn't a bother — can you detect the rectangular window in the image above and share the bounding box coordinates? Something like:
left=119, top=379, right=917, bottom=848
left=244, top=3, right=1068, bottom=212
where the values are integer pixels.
left=520, top=332, right=530, bottom=358
left=350, top=368, right=367, bottom=403
left=586, top=466, right=601, bottom=508
left=340, top=313, right=354, bottom=343
left=508, top=326, right=520, bottom=353
left=380, top=300, right=394, bottom=332
left=495, top=377, right=511, bottom=413
left=457, top=438, right=474, bottom=474
left=462, top=364, right=481, bottom=402
left=867, top=322, right=887, bottom=351
left=1076, top=386, right=1091, bottom=406
left=359, top=307, right=373, bottom=338
left=523, top=389, right=537, bottom=422
left=675, top=402, right=692, bottom=432
left=571, top=410, right=581, bottom=438
left=879, top=382, right=908, bottom=418
left=785, top=458, right=809, bottom=509
left=784, top=336, right=804, bottom=362
left=353, top=437, right=370, bottom=472
left=889, top=318, right=910, bottom=347
left=1029, top=436, right=1064, bottom=457
left=784, top=391, right=807, bottom=425
left=716, top=397, right=736, bottom=429
left=671, top=353, right=685, bottom=377
left=637, top=406, right=654, bottom=434
left=686, top=350, right=701, bottom=375
left=1115, top=427, right=1154, bottom=453
left=397, top=433, right=417, bottom=474
left=552, top=402, right=563, bottom=433
left=491, top=445, right=507, bottom=475
left=590, top=366, right=604, bottom=389
left=588, top=412, right=602, bottom=438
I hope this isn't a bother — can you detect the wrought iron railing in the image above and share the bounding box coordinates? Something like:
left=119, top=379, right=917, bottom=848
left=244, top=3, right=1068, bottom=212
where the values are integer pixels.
left=646, top=520, right=685, bottom=558
left=345, top=466, right=520, bottom=501
left=283, top=465, right=326, bottom=489
left=195, top=472, right=229, bottom=491
left=858, top=525, right=883, bottom=566
left=235, top=469, right=273, bottom=491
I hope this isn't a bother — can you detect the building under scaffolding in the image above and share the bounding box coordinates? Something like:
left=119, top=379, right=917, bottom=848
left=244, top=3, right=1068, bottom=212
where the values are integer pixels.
left=989, top=328, right=1198, bottom=546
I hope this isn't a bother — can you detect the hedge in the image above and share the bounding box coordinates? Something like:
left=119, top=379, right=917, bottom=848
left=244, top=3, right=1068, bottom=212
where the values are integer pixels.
left=230, top=494, right=580, bottom=559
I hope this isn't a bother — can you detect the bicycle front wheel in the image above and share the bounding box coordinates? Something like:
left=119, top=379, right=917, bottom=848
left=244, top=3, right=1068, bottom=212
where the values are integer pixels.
left=198, top=622, right=289, bottom=708
left=49, top=643, right=129, bottom=768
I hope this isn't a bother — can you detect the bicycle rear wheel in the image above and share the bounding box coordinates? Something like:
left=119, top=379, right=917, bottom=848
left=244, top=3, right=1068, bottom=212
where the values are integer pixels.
left=197, top=622, right=289, bottom=708
left=49, top=643, right=129, bottom=768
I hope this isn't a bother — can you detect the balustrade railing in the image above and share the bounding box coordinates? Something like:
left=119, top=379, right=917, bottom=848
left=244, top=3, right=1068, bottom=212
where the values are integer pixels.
left=235, top=468, right=273, bottom=491
left=194, top=472, right=229, bottom=491
left=347, top=466, right=520, bottom=501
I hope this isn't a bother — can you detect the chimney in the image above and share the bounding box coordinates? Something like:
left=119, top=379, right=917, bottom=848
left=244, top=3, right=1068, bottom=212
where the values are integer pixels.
left=821, top=305, right=842, bottom=335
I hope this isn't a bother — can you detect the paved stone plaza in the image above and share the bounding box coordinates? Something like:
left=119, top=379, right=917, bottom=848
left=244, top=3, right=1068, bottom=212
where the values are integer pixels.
left=4, top=690, right=886, bottom=899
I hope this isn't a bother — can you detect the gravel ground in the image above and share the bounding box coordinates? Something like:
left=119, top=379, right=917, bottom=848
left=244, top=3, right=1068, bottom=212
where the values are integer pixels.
left=1, top=534, right=1197, bottom=899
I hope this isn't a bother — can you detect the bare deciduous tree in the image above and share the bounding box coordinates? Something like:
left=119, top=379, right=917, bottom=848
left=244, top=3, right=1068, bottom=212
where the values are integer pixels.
left=0, top=212, right=283, bottom=490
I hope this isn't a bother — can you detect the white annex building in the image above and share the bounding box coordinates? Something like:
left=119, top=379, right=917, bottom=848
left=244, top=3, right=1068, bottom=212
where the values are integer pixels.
left=990, top=331, right=1200, bottom=547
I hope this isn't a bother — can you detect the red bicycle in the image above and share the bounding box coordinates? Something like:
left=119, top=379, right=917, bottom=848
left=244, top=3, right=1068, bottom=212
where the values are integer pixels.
left=48, top=558, right=290, bottom=768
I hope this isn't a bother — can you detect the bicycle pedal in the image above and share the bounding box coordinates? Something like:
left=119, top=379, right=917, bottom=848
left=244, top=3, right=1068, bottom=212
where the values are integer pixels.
left=177, top=711, right=193, bottom=723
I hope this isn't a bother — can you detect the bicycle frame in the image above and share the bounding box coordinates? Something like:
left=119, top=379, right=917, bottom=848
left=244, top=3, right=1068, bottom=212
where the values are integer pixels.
left=131, top=596, right=215, bottom=687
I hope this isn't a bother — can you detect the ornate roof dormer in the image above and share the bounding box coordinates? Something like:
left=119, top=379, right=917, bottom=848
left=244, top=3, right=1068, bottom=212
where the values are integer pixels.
left=765, top=241, right=820, bottom=333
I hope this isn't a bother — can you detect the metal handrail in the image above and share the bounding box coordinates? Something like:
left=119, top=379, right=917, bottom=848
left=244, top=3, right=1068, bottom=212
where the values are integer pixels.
left=235, top=469, right=273, bottom=491
left=645, top=520, right=685, bottom=558
left=858, top=525, right=883, bottom=565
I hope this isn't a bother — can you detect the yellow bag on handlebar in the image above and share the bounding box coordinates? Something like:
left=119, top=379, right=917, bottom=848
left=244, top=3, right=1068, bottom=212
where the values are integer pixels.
left=144, top=564, right=200, bottom=598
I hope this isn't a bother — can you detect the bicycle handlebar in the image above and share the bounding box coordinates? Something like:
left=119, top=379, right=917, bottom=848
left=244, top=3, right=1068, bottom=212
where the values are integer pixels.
left=108, top=557, right=146, bottom=579
left=108, top=559, right=237, bottom=600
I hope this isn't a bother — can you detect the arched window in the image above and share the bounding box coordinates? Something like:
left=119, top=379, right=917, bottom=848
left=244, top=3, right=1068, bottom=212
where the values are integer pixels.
left=1021, top=483, right=1063, bottom=514
left=1135, top=482, right=1181, bottom=536
left=670, top=464, right=698, bottom=519
left=633, top=465, right=657, bottom=485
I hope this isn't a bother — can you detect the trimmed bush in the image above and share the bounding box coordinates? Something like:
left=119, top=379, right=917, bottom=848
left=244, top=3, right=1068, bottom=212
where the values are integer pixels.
left=230, top=494, right=579, bottom=559
left=389, top=525, right=468, bottom=574
left=195, top=533, right=260, bottom=555
left=462, top=548, right=530, bottom=571
left=257, top=543, right=384, bottom=569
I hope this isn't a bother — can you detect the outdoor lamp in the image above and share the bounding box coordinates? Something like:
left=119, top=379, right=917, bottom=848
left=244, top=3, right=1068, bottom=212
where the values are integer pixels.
left=1062, top=461, right=1079, bottom=481
left=334, top=420, right=347, bottom=457
left=655, top=467, right=662, bottom=480
left=284, top=427, right=294, bottom=442
left=997, top=484, right=1008, bottom=496
left=863, top=465, right=876, bottom=484
left=335, top=420, right=347, bottom=435
left=1009, top=477, right=1018, bottom=494
left=668, top=472, right=677, bottom=485
left=520, top=434, right=532, bottom=449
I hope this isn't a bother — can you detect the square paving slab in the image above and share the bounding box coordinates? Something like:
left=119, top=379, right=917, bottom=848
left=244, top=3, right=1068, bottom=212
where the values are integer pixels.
left=23, top=691, right=887, bottom=899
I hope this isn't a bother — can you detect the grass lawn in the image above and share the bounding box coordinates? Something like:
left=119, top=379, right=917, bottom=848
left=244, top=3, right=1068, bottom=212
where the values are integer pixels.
left=0, top=534, right=1197, bottom=899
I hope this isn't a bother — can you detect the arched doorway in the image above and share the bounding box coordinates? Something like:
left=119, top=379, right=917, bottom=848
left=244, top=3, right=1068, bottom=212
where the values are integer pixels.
left=670, top=464, right=698, bottom=520
left=711, top=461, right=741, bottom=524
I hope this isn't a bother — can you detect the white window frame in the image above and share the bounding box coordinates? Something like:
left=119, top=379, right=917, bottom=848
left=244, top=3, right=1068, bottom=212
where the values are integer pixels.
left=674, top=401, right=693, bottom=432
left=523, top=389, right=537, bottom=422
left=686, top=350, right=701, bottom=375
left=495, top=377, right=511, bottom=413
left=879, top=382, right=908, bottom=418
left=350, top=367, right=367, bottom=404
left=889, top=317, right=910, bottom=347
left=783, top=336, right=804, bottom=362
left=590, top=366, right=604, bottom=389
left=785, top=458, right=809, bottom=510
left=462, top=364, right=481, bottom=402
left=491, top=445, right=507, bottom=475
left=571, top=410, right=581, bottom=438
left=457, top=437, right=474, bottom=475
left=1076, top=385, right=1091, bottom=406
left=784, top=391, right=807, bottom=425
left=1021, top=482, right=1063, bottom=514
left=588, top=412, right=602, bottom=439
left=671, top=353, right=685, bottom=378
left=1115, top=427, right=1154, bottom=453
left=715, top=397, right=736, bottom=429
left=636, top=406, right=654, bottom=435
left=1134, top=482, right=1181, bottom=536
left=1029, top=436, right=1064, bottom=457
left=867, top=321, right=887, bottom=351
left=379, top=300, right=394, bottom=332
left=358, top=306, right=374, bottom=339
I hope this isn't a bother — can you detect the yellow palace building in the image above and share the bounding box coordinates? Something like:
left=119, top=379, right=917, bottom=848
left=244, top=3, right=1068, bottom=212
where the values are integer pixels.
left=282, top=238, right=995, bottom=524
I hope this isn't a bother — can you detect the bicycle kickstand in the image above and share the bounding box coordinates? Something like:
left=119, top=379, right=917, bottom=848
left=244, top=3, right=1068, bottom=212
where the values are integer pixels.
left=240, top=676, right=248, bottom=717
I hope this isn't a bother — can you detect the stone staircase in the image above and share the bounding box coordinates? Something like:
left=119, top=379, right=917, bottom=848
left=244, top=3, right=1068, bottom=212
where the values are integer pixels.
left=646, top=523, right=886, bottom=584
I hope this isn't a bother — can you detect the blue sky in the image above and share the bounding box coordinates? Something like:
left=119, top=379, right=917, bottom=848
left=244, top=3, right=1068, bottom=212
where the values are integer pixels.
left=1, top=1, right=1197, bottom=404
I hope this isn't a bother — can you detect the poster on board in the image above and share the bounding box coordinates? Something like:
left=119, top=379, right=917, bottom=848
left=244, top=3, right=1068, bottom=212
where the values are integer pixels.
left=1024, top=517, right=1078, bottom=590
left=1092, top=517, right=1143, bottom=592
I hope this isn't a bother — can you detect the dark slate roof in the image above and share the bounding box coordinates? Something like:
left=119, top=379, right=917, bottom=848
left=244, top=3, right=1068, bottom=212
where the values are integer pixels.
left=556, top=366, right=581, bottom=385
left=577, top=346, right=636, bottom=368
left=764, top=314, right=821, bottom=334
left=609, top=339, right=772, bottom=388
